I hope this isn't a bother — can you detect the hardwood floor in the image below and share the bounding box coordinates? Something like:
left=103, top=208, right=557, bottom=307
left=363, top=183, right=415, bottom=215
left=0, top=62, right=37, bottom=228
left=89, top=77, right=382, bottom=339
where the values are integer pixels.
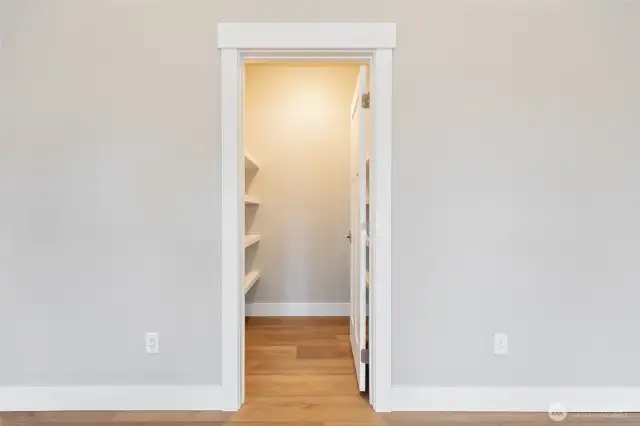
left=0, top=317, right=637, bottom=425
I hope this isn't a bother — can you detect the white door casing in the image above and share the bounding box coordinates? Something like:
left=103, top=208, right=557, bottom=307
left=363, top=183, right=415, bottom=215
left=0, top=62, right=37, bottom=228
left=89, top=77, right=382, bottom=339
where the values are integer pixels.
left=218, top=23, right=395, bottom=412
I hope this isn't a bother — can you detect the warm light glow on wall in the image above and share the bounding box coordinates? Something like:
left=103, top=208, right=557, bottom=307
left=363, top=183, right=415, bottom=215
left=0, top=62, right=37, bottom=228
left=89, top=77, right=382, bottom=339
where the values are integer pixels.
left=280, top=82, right=334, bottom=129
left=245, top=65, right=359, bottom=140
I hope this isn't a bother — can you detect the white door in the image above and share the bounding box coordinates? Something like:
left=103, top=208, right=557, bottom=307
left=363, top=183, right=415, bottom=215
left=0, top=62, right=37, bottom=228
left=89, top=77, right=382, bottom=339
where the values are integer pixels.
left=349, top=65, right=369, bottom=391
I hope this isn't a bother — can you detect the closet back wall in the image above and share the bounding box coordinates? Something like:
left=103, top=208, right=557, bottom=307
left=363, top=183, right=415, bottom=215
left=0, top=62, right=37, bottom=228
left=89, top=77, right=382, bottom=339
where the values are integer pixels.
left=244, top=64, right=359, bottom=307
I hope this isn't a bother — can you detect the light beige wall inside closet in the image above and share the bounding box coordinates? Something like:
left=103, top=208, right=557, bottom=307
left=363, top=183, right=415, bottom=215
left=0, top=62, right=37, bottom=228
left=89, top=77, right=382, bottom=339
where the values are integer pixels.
left=244, top=64, right=359, bottom=304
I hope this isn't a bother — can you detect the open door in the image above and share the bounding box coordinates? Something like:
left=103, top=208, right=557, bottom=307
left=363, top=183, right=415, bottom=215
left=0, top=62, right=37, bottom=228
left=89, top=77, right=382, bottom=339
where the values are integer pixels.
left=348, top=65, right=369, bottom=392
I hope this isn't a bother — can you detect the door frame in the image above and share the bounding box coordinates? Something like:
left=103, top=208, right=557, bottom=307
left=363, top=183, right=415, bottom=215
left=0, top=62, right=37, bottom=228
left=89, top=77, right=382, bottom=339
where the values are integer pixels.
left=218, top=22, right=396, bottom=412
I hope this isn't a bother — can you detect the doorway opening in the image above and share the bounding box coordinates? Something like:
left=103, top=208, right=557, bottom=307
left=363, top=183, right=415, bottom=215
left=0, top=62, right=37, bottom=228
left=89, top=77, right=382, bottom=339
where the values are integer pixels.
left=242, top=61, right=370, bottom=405
left=218, top=22, right=395, bottom=412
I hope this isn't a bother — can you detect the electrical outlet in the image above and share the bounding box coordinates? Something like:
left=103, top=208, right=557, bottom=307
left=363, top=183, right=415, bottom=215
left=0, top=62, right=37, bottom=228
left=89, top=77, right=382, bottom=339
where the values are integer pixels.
left=146, top=332, right=159, bottom=354
left=494, top=333, right=508, bottom=355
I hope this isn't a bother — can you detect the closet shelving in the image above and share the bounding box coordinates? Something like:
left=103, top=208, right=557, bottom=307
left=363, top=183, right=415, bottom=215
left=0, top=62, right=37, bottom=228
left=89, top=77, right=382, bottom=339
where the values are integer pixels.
left=244, top=270, right=261, bottom=294
left=244, top=194, right=260, bottom=205
left=245, top=153, right=259, bottom=170
left=244, top=234, right=261, bottom=248
left=244, top=152, right=261, bottom=295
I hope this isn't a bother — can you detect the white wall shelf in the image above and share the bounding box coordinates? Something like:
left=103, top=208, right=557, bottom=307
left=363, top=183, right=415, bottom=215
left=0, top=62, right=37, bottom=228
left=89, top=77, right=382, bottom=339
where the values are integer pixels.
left=244, top=194, right=260, bottom=205
left=244, top=151, right=261, bottom=310
left=244, top=270, right=261, bottom=294
left=245, top=153, right=259, bottom=170
left=244, top=234, right=260, bottom=248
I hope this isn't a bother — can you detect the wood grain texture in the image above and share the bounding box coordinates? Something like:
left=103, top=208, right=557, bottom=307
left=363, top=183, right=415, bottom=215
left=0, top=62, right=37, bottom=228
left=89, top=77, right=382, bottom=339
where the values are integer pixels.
left=1, top=318, right=638, bottom=425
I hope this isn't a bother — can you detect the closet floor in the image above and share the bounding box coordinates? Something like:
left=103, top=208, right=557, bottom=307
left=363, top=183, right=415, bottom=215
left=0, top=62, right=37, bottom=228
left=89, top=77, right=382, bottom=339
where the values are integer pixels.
left=1, top=317, right=636, bottom=425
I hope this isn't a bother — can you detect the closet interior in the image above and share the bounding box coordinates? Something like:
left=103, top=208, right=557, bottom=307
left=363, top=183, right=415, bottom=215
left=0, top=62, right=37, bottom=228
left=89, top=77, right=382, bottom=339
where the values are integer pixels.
left=241, top=62, right=371, bottom=395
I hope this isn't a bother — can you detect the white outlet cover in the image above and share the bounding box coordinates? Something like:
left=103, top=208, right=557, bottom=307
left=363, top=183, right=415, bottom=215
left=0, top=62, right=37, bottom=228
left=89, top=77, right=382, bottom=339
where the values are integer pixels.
left=146, top=332, right=159, bottom=354
left=494, top=333, right=508, bottom=355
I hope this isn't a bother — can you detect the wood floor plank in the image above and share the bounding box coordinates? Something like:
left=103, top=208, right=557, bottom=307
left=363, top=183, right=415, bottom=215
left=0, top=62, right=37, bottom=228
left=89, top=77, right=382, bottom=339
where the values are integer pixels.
left=245, top=345, right=298, bottom=359
left=247, top=336, right=341, bottom=347
left=233, top=396, right=379, bottom=423
left=297, top=344, right=351, bottom=359
left=247, top=331, right=347, bottom=344
left=3, top=412, right=640, bottom=425
left=246, top=374, right=358, bottom=396
left=247, top=317, right=349, bottom=326
left=247, top=358, right=355, bottom=375
left=9, top=412, right=117, bottom=423
left=111, top=411, right=228, bottom=422
left=381, top=411, right=553, bottom=422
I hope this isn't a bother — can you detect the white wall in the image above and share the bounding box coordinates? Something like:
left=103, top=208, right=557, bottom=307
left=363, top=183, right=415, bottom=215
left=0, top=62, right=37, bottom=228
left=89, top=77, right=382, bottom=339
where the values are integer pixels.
left=391, top=2, right=640, bottom=387
left=0, top=0, right=639, bottom=391
left=244, top=64, right=358, bottom=304
left=0, top=0, right=221, bottom=385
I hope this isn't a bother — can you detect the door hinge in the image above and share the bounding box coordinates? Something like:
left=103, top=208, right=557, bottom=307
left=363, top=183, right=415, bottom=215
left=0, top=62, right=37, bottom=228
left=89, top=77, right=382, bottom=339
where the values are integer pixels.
left=360, top=348, right=369, bottom=364
left=361, top=93, right=370, bottom=109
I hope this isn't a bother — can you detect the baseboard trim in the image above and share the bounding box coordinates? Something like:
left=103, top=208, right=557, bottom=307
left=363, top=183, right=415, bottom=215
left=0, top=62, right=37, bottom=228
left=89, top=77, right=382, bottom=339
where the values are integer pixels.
left=0, top=385, right=222, bottom=411
left=391, top=386, right=640, bottom=412
left=246, top=302, right=348, bottom=316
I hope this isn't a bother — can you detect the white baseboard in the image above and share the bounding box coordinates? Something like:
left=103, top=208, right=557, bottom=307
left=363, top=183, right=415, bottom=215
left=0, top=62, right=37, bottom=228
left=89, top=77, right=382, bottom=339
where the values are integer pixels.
left=246, top=302, right=348, bottom=316
left=391, top=386, right=640, bottom=412
left=0, top=385, right=222, bottom=411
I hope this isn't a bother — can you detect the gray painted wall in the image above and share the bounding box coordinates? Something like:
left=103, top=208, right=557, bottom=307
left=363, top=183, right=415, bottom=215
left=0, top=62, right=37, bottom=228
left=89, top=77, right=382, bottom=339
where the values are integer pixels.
left=244, top=64, right=358, bottom=304
left=0, top=0, right=221, bottom=385
left=0, top=0, right=639, bottom=388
